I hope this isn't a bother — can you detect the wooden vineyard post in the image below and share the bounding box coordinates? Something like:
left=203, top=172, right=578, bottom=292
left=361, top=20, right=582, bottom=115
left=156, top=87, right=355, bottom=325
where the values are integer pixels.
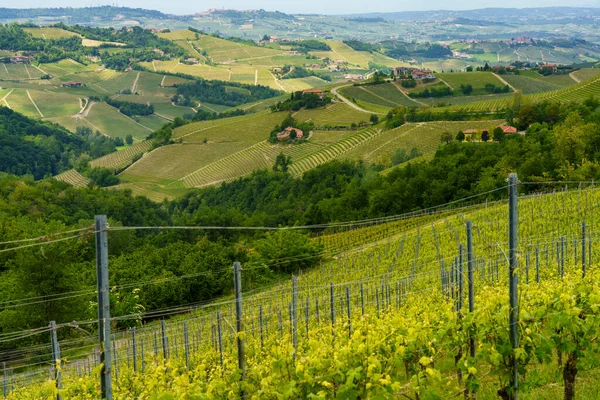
left=582, top=221, right=587, bottom=278
left=217, top=311, right=224, bottom=374
left=466, top=220, right=475, bottom=358
left=161, top=320, right=168, bottom=360
left=535, top=248, right=540, bottom=284
left=50, top=321, right=62, bottom=400
left=233, top=262, right=246, bottom=393
left=508, top=173, right=519, bottom=400
left=95, top=215, right=113, bottom=400
left=184, top=322, right=190, bottom=370
left=292, top=276, right=298, bottom=363
left=131, top=328, right=137, bottom=373
left=346, top=287, right=351, bottom=339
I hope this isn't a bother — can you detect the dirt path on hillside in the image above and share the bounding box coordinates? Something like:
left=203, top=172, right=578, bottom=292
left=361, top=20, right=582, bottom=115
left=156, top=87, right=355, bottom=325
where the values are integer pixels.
left=569, top=72, right=581, bottom=83
left=392, top=82, right=428, bottom=107
left=26, top=90, right=44, bottom=118
left=492, top=73, right=517, bottom=92
left=131, top=72, right=140, bottom=93
left=330, top=85, right=384, bottom=114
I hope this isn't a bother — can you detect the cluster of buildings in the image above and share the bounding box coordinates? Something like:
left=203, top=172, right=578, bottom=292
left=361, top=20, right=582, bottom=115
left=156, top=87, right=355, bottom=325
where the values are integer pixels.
left=7, top=54, right=34, bottom=64
left=276, top=127, right=304, bottom=141
left=60, top=81, right=83, bottom=88
left=393, top=67, right=436, bottom=80
left=463, top=125, right=518, bottom=140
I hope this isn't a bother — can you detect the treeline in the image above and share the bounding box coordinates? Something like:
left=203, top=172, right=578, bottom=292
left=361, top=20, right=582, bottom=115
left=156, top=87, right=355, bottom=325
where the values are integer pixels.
left=410, top=83, right=510, bottom=98
left=173, top=79, right=280, bottom=107
left=105, top=98, right=154, bottom=116
left=270, top=91, right=331, bottom=112
left=54, top=23, right=184, bottom=57
left=0, top=106, right=117, bottom=179
left=288, top=39, right=331, bottom=52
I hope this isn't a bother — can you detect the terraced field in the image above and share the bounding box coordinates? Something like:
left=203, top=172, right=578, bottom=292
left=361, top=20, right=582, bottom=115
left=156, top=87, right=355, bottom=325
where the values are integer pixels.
left=52, top=169, right=90, bottom=187
left=28, top=90, right=80, bottom=118
left=444, top=74, right=600, bottom=112
left=122, top=142, right=252, bottom=182
left=571, top=68, right=600, bottom=82
left=84, top=102, right=153, bottom=140
left=288, top=127, right=382, bottom=176
left=340, top=83, right=419, bottom=108
left=341, top=120, right=505, bottom=164
left=499, top=75, right=563, bottom=94
left=90, top=141, right=153, bottom=170
left=294, top=103, right=372, bottom=127
left=0, top=64, right=44, bottom=80
left=4, top=89, right=40, bottom=118
left=173, top=111, right=285, bottom=143
left=180, top=140, right=323, bottom=187
left=311, top=41, right=398, bottom=69
left=40, top=59, right=95, bottom=77
left=277, top=77, right=329, bottom=92
left=436, top=72, right=507, bottom=92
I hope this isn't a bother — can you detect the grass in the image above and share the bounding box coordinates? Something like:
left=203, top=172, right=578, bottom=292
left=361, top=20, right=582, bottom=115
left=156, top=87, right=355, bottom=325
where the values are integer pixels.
left=4, top=89, right=40, bottom=118
left=294, top=103, right=372, bottom=127
left=40, top=59, right=95, bottom=76
left=94, top=71, right=138, bottom=94
left=571, top=68, right=600, bottom=82
left=437, top=72, right=508, bottom=92
left=0, top=64, right=44, bottom=80
left=340, top=83, right=420, bottom=108
left=83, top=102, right=152, bottom=140
left=23, top=27, right=79, bottom=39
left=28, top=90, right=81, bottom=118
left=499, top=75, right=563, bottom=94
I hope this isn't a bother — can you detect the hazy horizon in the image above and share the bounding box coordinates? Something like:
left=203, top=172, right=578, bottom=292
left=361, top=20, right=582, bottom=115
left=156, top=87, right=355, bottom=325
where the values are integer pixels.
left=3, top=0, right=600, bottom=16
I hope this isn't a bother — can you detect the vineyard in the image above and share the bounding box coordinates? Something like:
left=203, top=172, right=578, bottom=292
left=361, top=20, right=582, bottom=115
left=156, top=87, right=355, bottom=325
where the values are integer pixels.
left=4, top=179, right=600, bottom=398
left=444, top=74, right=600, bottom=112
left=53, top=170, right=90, bottom=188
left=89, top=141, right=153, bottom=170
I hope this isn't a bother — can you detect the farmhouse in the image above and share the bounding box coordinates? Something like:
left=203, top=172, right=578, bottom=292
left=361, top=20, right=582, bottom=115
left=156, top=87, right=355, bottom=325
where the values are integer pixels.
left=185, top=58, right=199, bottom=64
left=344, top=74, right=364, bottom=80
left=9, top=55, right=34, bottom=64
left=273, top=67, right=283, bottom=73
left=276, top=127, right=304, bottom=141
left=302, top=89, right=325, bottom=99
left=284, top=51, right=299, bottom=56
left=540, top=63, right=558, bottom=73
left=61, top=81, right=83, bottom=88
left=412, top=70, right=435, bottom=80
left=498, top=125, right=517, bottom=134
left=393, top=67, right=435, bottom=80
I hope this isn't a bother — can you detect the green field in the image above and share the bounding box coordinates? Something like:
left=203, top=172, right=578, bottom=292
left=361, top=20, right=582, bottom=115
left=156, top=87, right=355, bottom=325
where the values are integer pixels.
left=340, top=83, right=420, bottom=108
left=23, top=27, right=79, bottom=39
left=83, top=102, right=153, bottom=140
left=499, top=75, right=564, bottom=94
left=436, top=72, right=509, bottom=93
left=28, top=90, right=81, bottom=118
left=294, top=103, right=372, bottom=127
left=444, top=74, right=600, bottom=112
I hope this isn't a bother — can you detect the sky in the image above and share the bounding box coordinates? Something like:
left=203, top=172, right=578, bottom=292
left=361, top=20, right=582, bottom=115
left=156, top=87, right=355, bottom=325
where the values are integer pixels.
left=6, top=0, right=600, bottom=15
